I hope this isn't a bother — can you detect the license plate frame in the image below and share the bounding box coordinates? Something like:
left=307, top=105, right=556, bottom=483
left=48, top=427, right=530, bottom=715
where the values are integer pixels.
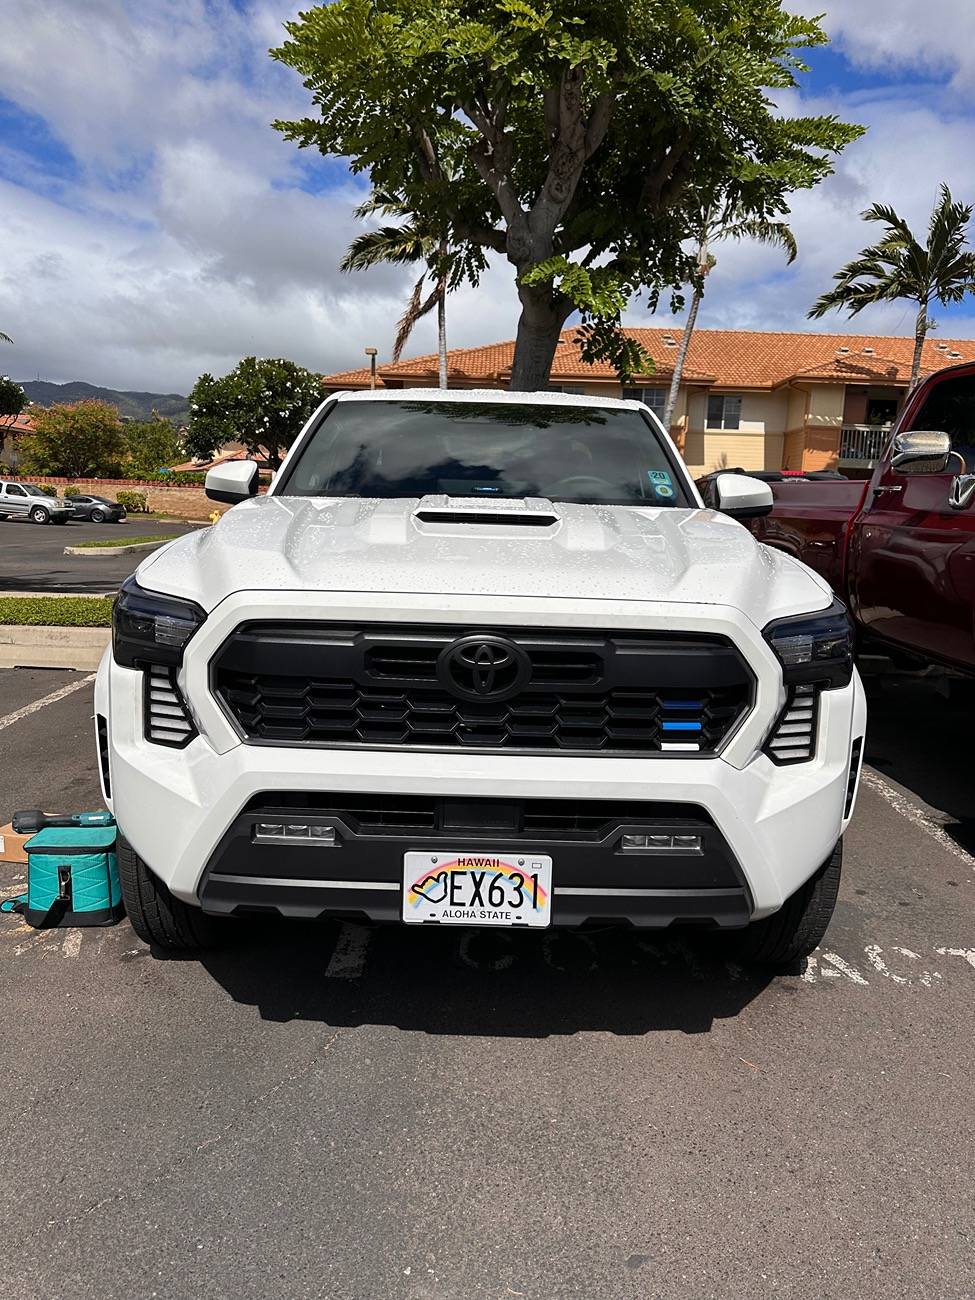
left=402, top=851, right=553, bottom=928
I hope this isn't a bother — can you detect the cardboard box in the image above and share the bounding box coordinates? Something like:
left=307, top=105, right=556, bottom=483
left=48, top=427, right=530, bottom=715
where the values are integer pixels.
left=0, top=823, right=30, bottom=863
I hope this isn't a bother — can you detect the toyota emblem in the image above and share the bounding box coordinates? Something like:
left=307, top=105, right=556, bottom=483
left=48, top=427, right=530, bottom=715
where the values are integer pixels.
left=437, top=635, right=532, bottom=702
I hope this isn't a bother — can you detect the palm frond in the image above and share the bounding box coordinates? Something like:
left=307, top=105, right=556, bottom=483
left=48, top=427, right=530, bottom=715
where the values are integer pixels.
left=0, top=331, right=11, bottom=344
left=340, top=224, right=432, bottom=272
left=392, top=275, right=439, bottom=362
left=720, top=218, right=798, bottom=264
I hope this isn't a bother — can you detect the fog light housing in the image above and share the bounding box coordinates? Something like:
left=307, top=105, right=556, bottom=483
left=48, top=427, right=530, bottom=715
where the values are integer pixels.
left=621, top=833, right=702, bottom=852
left=253, top=822, right=338, bottom=846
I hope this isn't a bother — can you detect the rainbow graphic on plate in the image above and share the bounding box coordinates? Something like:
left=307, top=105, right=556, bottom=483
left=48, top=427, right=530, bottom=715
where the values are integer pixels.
left=406, top=856, right=549, bottom=911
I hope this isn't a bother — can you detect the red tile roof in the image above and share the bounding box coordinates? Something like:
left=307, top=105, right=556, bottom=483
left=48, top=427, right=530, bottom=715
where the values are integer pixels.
left=322, top=328, right=975, bottom=391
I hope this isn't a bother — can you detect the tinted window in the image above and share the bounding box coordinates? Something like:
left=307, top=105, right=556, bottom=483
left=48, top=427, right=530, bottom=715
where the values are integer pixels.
left=23, top=485, right=47, bottom=497
left=912, top=373, right=975, bottom=467
left=280, top=400, right=689, bottom=507
left=6, top=484, right=26, bottom=497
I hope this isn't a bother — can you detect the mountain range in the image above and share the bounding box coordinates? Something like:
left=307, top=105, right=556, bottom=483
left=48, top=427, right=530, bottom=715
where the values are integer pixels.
left=17, top=380, right=189, bottom=423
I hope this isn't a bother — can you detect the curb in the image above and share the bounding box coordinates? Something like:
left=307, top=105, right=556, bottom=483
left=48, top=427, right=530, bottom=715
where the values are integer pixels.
left=63, top=540, right=171, bottom=558
left=0, top=625, right=110, bottom=670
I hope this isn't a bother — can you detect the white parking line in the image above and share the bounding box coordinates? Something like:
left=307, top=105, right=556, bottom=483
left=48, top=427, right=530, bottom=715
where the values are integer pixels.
left=861, top=768, right=974, bottom=866
left=0, top=673, right=97, bottom=733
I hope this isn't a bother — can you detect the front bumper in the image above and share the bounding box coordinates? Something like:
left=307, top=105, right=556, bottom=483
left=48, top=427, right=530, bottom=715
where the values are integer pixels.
left=96, top=641, right=866, bottom=927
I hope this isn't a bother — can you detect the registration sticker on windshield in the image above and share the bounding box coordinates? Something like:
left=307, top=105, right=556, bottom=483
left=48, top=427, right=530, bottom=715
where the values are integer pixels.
left=648, top=469, right=675, bottom=499
left=403, top=852, right=553, bottom=927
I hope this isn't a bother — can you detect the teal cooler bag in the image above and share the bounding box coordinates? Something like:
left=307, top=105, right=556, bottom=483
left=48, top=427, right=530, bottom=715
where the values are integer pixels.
left=21, top=826, right=123, bottom=927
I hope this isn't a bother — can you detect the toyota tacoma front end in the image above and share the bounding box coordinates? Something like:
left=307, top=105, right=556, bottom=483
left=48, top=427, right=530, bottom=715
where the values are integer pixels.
left=95, top=390, right=865, bottom=966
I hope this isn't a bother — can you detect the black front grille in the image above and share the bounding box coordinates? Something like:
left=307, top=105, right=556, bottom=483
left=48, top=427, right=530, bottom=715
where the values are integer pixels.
left=212, top=622, right=754, bottom=755
left=239, top=791, right=718, bottom=840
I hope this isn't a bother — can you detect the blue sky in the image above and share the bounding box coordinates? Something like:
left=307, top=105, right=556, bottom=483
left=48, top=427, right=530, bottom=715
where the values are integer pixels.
left=2, top=0, right=975, bottom=392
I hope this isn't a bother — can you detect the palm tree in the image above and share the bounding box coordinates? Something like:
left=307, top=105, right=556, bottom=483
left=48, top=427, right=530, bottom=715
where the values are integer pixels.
left=0, top=331, right=11, bottom=344
left=342, top=193, right=453, bottom=388
left=809, top=185, right=975, bottom=388
left=662, top=203, right=797, bottom=430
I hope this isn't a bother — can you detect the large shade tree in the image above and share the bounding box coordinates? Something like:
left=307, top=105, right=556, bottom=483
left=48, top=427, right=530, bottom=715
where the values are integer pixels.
left=273, top=0, right=861, bottom=390
left=810, top=185, right=975, bottom=387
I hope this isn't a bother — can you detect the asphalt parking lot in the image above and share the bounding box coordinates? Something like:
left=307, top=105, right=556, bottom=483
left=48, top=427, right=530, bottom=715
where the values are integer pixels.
left=0, top=516, right=196, bottom=594
left=1, top=666, right=973, bottom=1300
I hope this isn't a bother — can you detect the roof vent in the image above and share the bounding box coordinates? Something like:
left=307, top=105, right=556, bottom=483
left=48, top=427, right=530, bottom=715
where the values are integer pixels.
left=837, top=346, right=850, bottom=354
left=663, top=335, right=677, bottom=347
left=937, top=342, right=949, bottom=350
left=862, top=347, right=875, bottom=355
left=948, top=350, right=962, bottom=358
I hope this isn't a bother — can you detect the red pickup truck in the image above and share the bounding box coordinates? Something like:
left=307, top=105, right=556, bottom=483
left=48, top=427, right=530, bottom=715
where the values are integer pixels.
left=735, top=361, right=975, bottom=673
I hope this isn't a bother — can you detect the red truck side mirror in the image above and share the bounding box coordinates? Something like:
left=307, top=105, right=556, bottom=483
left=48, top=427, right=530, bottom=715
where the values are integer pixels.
left=890, top=430, right=951, bottom=475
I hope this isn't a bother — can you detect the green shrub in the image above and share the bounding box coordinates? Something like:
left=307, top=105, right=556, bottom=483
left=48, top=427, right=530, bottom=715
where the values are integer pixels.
left=64, top=485, right=82, bottom=498
left=0, top=596, right=114, bottom=627
left=116, top=489, right=148, bottom=512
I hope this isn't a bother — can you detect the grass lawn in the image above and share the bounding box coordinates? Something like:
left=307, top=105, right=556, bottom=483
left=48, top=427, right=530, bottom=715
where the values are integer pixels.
left=70, top=534, right=172, bottom=549
left=0, top=596, right=114, bottom=627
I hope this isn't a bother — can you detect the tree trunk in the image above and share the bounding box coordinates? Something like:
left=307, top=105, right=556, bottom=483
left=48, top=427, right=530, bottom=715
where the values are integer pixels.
left=662, top=285, right=703, bottom=435
left=910, top=299, right=928, bottom=389
left=437, top=255, right=448, bottom=390
left=508, top=283, right=572, bottom=391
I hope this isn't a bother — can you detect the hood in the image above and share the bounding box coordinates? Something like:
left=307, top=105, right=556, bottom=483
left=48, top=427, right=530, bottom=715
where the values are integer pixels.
left=138, top=495, right=831, bottom=627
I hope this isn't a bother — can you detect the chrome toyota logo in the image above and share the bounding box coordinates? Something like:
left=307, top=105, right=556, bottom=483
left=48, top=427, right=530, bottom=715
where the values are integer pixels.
left=437, top=635, right=531, bottom=702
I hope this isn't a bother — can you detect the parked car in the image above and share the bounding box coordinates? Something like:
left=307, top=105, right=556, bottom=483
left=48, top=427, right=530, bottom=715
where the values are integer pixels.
left=68, top=493, right=127, bottom=524
left=0, top=480, right=73, bottom=524
left=737, top=360, right=975, bottom=674
left=96, top=389, right=866, bottom=968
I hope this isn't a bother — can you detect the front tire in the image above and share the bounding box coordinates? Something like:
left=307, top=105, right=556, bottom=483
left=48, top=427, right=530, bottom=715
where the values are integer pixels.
left=29, top=505, right=50, bottom=524
left=117, top=831, right=223, bottom=951
left=727, top=841, right=842, bottom=970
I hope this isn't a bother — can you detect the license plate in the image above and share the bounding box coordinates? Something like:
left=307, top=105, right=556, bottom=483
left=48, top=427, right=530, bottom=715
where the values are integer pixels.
left=402, top=852, right=552, bottom=928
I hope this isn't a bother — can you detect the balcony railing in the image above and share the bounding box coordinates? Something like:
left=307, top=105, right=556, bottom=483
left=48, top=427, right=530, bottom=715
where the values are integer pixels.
left=839, top=424, right=892, bottom=468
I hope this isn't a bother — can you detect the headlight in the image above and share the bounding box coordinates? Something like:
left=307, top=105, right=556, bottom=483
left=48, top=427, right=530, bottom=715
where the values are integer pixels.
left=763, top=597, right=854, bottom=690
left=112, top=574, right=206, bottom=668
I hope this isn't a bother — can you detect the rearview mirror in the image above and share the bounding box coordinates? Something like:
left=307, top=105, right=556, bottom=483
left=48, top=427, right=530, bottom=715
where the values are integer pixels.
left=712, top=473, right=774, bottom=520
left=890, top=430, right=951, bottom=475
left=205, top=460, right=259, bottom=504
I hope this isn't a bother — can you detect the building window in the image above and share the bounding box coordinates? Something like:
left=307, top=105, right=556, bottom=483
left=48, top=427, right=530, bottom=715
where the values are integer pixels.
left=547, top=384, right=585, bottom=395
left=706, top=394, right=742, bottom=430
left=622, top=387, right=667, bottom=417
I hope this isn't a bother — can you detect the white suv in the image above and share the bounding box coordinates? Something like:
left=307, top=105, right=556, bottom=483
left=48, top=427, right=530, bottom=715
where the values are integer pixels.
left=0, top=479, right=73, bottom=524
left=95, top=390, right=866, bottom=966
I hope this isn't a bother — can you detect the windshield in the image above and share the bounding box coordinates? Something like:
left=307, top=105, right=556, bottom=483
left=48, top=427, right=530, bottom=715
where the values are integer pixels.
left=278, top=399, right=690, bottom=507
left=23, top=485, right=48, bottom=497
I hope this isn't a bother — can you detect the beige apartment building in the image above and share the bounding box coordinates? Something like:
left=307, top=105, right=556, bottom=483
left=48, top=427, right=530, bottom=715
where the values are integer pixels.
left=323, top=327, right=975, bottom=476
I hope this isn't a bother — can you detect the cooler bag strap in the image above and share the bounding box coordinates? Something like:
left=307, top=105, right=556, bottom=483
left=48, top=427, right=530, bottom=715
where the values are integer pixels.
left=0, top=893, right=26, bottom=914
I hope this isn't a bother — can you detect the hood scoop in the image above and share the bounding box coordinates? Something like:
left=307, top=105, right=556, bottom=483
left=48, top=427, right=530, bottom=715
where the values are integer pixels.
left=412, top=495, right=561, bottom=529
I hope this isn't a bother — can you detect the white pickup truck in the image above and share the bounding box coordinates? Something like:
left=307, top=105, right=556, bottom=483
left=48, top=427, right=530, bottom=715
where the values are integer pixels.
left=95, top=389, right=866, bottom=967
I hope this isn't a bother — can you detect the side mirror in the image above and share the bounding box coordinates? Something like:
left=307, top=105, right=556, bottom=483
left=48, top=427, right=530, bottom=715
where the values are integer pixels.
left=712, top=472, right=774, bottom=520
left=890, top=430, right=951, bottom=475
left=205, top=460, right=259, bottom=504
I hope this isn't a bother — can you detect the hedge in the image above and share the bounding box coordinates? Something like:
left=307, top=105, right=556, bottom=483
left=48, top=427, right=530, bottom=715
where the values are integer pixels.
left=0, top=596, right=114, bottom=627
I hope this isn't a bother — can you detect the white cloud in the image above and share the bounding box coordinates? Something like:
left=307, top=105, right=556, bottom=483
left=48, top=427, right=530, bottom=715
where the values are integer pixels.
left=816, top=1, right=975, bottom=96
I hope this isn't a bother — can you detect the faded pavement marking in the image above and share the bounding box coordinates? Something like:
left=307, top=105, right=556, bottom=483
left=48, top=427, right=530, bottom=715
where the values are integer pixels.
left=0, top=672, right=97, bottom=733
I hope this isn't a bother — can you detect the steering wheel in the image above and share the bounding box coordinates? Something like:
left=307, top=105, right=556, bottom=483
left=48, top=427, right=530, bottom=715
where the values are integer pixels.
left=541, top=475, right=619, bottom=498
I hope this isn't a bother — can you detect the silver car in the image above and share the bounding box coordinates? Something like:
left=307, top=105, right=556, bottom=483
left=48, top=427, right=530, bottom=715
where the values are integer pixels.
left=0, top=479, right=74, bottom=524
